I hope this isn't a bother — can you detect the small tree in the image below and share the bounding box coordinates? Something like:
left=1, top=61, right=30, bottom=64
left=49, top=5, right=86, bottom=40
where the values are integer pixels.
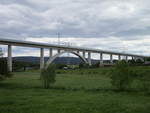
left=41, top=65, right=56, bottom=89
left=79, top=63, right=89, bottom=69
left=0, top=58, right=12, bottom=81
left=110, top=60, right=135, bottom=91
left=136, top=59, right=144, bottom=65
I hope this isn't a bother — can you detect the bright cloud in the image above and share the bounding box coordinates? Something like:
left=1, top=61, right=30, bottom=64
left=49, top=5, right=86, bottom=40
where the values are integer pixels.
left=0, top=0, right=150, bottom=57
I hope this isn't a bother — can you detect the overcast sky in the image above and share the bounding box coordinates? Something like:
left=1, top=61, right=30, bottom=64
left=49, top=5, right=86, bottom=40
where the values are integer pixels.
left=0, top=0, right=150, bottom=58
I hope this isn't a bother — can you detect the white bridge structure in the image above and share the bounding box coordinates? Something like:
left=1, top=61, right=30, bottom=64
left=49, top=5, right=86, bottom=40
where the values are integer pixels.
left=0, top=47, right=3, bottom=57
left=0, top=38, right=148, bottom=72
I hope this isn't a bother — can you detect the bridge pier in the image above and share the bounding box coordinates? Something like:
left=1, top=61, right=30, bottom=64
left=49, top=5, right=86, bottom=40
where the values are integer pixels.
left=118, top=54, right=121, bottom=61
left=7, top=45, right=12, bottom=72
left=83, top=51, right=85, bottom=58
left=88, top=52, right=91, bottom=66
left=125, top=56, right=128, bottom=62
left=40, top=48, right=44, bottom=69
left=110, top=54, right=113, bottom=64
left=49, top=48, right=53, bottom=58
left=100, top=53, right=103, bottom=66
left=132, top=56, right=134, bottom=60
left=57, top=49, right=61, bottom=53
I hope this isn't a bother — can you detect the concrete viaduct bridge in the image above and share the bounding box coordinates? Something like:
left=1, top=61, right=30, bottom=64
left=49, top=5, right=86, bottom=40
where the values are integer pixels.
left=0, top=38, right=148, bottom=72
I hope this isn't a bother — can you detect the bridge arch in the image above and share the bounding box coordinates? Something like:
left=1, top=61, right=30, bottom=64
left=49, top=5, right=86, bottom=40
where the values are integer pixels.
left=45, top=51, right=88, bottom=68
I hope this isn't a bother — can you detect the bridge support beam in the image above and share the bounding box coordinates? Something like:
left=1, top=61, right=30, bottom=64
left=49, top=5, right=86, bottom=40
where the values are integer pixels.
left=118, top=54, right=121, bottom=61
left=49, top=48, right=53, bottom=58
left=100, top=53, right=103, bottom=66
left=83, top=51, right=85, bottom=59
left=110, top=54, right=113, bottom=64
left=88, top=52, right=91, bottom=66
left=132, top=56, right=134, bottom=60
left=125, top=56, right=128, bottom=62
left=7, top=45, right=12, bottom=72
left=40, top=48, right=44, bottom=69
left=57, top=49, right=61, bottom=53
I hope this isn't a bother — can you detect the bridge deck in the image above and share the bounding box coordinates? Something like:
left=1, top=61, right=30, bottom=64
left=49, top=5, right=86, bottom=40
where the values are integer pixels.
left=0, top=38, right=148, bottom=58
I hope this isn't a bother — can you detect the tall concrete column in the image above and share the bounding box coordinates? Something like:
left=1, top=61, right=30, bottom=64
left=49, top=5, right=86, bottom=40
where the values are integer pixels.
left=118, top=54, right=121, bottom=61
left=100, top=53, right=103, bottom=66
left=7, top=45, right=12, bottom=72
left=110, top=54, right=113, bottom=64
left=40, top=48, right=44, bottom=69
left=142, top=57, right=145, bottom=62
left=49, top=48, right=53, bottom=58
left=57, top=49, right=61, bottom=53
left=88, top=52, right=91, bottom=66
left=83, top=51, right=85, bottom=58
left=134, top=57, right=137, bottom=61
left=132, top=56, right=134, bottom=60
left=125, top=56, right=128, bottom=62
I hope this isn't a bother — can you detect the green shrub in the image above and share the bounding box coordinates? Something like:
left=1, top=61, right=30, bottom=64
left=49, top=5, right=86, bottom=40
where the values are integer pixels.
left=0, top=58, right=12, bottom=81
left=110, top=60, right=135, bottom=91
left=41, top=65, right=56, bottom=89
left=79, top=63, right=89, bottom=69
left=0, top=74, right=5, bottom=81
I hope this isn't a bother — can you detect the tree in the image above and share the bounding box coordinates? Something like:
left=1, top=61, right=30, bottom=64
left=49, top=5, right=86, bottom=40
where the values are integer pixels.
left=128, top=59, right=136, bottom=65
left=41, top=65, right=56, bottom=89
left=79, top=63, right=89, bottom=69
left=0, top=58, right=12, bottom=81
left=145, top=57, right=150, bottom=61
left=136, top=59, right=144, bottom=65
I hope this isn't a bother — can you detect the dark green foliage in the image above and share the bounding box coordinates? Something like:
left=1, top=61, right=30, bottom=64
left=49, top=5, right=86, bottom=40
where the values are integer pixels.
left=110, top=60, right=135, bottom=91
left=128, top=59, right=144, bottom=66
left=0, top=58, right=12, bottom=80
left=136, top=59, right=144, bottom=65
left=145, top=57, right=150, bottom=61
left=13, top=61, right=39, bottom=72
left=41, top=65, right=56, bottom=89
left=0, top=58, right=8, bottom=75
left=128, top=59, right=136, bottom=65
left=55, top=64, right=67, bottom=69
left=113, top=60, right=118, bottom=64
left=79, top=63, right=89, bottom=68
left=90, top=62, right=100, bottom=68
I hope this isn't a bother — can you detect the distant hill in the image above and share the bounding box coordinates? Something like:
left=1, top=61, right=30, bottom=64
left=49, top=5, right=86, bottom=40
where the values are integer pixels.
left=13, top=56, right=100, bottom=65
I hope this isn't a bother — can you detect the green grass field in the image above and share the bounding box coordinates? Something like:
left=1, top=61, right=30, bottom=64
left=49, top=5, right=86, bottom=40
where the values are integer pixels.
left=0, top=68, right=150, bottom=113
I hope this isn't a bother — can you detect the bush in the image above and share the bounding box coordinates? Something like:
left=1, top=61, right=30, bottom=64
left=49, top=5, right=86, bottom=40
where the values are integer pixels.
left=110, top=60, right=135, bottom=91
left=0, top=74, right=5, bottom=81
left=79, top=63, right=89, bottom=69
left=0, top=58, right=12, bottom=81
left=41, top=65, right=56, bottom=89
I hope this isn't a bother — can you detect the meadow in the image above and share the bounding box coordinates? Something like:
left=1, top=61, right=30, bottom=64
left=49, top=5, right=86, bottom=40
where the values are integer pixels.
left=0, top=67, right=150, bottom=113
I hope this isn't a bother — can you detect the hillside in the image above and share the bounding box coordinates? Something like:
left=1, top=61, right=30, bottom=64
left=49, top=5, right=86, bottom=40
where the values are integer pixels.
left=13, top=56, right=100, bottom=65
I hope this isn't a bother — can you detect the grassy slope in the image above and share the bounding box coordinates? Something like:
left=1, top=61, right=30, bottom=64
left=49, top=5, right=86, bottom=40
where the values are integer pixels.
left=0, top=68, right=150, bottom=113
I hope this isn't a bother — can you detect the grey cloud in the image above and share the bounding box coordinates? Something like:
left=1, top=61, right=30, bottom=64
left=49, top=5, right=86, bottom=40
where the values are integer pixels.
left=0, top=0, right=150, bottom=40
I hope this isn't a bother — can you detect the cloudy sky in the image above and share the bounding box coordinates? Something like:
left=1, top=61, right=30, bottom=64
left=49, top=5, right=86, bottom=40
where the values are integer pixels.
left=0, top=0, right=150, bottom=59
